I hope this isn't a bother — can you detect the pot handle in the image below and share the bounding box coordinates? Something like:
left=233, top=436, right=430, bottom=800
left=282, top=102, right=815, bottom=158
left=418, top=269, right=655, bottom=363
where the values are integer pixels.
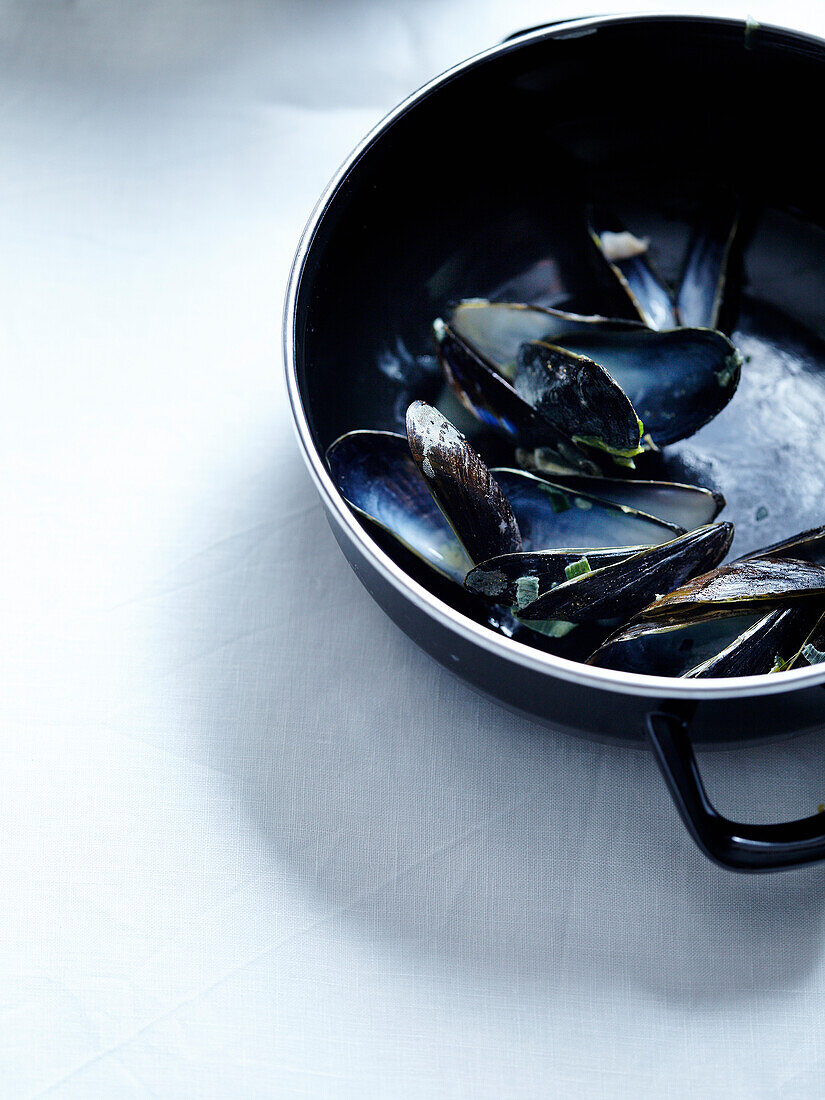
left=647, top=701, right=825, bottom=872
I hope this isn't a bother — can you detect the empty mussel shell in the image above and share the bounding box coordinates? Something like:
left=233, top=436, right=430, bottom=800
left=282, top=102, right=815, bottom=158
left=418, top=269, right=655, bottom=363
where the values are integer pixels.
left=510, top=462, right=725, bottom=530
left=433, top=317, right=606, bottom=473
left=689, top=605, right=823, bottom=677
left=326, top=429, right=473, bottom=583
left=548, top=326, right=742, bottom=447
left=738, top=524, right=825, bottom=566
left=465, top=545, right=646, bottom=606
left=588, top=209, right=678, bottom=330
left=406, top=401, right=522, bottom=564
left=588, top=604, right=818, bottom=678
left=514, top=340, right=643, bottom=458
left=327, top=429, right=677, bottom=588
left=676, top=199, right=740, bottom=330
left=636, top=557, right=825, bottom=621
left=444, top=300, right=742, bottom=448
left=447, top=300, right=640, bottom=381
left=433, top=316, right=546, bottom=441
left=511, top=523, right=733, bottom=625
left=765, top=607, right=825, bottom=671
left=433, top=318, right=606, bottom=475
left=490, top=468, right=684, bottom=549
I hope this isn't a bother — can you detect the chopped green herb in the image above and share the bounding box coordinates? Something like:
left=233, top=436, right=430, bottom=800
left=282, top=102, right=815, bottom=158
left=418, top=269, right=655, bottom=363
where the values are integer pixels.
left=565, top=557, right=592, bottom=581
left=521, top=618, right=577, bottom=639
left=514, top=575, right=540, bottom=610
left=572, top=434, right=645, bottom=459
left=770, top=654, right=791, bottom=673
left=802, top=643, right=825, bottom=666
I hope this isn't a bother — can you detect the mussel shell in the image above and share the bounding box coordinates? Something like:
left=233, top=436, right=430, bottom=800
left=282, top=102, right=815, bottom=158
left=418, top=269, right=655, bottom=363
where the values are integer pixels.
left=687, top=605, right=823, bottom=677
left=486, top=256, right=569, bottom=310
left=406, top=401, right=522, bottom=564
left=490, top=468, right=683, bottom=550
left=550, top=326, right=742, bottom=447
left=587, top=607, right=804, bottom=677
left=775, top=607, right=825, bottom=671
left=514, top=340, right=643, bottom=457
left=360, top=518, right=605, bottom=658
left=588, top=209, right=678, bottom=330
left=676, top=200, right=739, bottom=330
left=447, top=299, right=641, bottom=381
left=326, top=432, right=676, bottom=587
left=465, top=545, right=646, bottom=606
left=434, top=318, right=601, bottom=472
left=511, top=463, right=725, bottom=530
left=326, top=429, right=473, bottom=583
left=739, top=524, right=825, bottom=567
left=515, top=523, right=733, bottom=624
left=636, top=557, right=825, bottom=621
left=448, top=300, right=742, bottom=448
left=478, top=214, right=647, bottom=321
left=434, top=317, right=545, bottom=440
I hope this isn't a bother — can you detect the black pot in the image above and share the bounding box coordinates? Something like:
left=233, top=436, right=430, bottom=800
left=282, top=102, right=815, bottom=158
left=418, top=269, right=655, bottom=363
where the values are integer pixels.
left=284, top=14, right=825, bottom=872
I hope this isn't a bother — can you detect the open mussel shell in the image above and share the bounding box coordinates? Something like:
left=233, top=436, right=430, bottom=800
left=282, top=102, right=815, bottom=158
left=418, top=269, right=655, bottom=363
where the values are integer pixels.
left=512, top=523, right=733, bottom=625
left=514, top=340, right=643, bottom=458
left=445, top=300, right=742, bottom=449
left=405, top=401, right=522, bottom=564
left=433, top=316, right=545, bottom=440
left=447, top=299, right=641, bottom=381
left=326, top=428, right=677, bottom=589
left=792, top=610, right=825, bottom=668
left=433, top=317, right=603, bottom=473
left=588, top=209, right=678, bottom=330
left=511, top=461, right=725, bottom=530
left=691, top=605, right=824, bottom=677
left=549, top=326, right=742, bottom=447
left=325, top=429, right=608, bottom=657
left=465, top=545, right=646, bottom=606
left=636, top=557, right=825, bottom=621
left=762, top=607, right=825, bottom=671
left=434, top=318, right=602, bottom=475
left=676, top=199, right=740, bottom=330
left=738, top=524, right=825, bottom=566
left=326, top=429, right=473, bottom=583
left=588, top=604, right=820, bottom=678
left=490, top=468, right=684, bottom=549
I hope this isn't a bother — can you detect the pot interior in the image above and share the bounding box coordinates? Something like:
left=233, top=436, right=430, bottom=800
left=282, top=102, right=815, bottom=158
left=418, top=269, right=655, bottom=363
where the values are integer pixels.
left=293, top=16, right=825, bottom=673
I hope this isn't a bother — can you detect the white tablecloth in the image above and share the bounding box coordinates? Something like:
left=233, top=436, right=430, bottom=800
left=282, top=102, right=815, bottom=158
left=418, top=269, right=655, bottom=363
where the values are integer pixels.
left=4, top=2, right=825, bottom=1096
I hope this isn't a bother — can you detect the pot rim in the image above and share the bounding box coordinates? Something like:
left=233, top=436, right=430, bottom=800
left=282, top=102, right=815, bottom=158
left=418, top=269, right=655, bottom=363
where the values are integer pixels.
left=283, top=11, right=825, bottom=701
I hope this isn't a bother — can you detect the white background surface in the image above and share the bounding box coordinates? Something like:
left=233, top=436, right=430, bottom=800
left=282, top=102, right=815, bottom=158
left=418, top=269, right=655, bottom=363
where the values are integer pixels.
left=4, top=2, right=825, bottom=1096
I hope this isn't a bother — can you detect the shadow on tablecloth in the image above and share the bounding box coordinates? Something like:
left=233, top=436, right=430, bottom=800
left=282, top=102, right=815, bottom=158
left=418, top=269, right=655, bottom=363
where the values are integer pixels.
left=172, top=445, right=825, bottom=1006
